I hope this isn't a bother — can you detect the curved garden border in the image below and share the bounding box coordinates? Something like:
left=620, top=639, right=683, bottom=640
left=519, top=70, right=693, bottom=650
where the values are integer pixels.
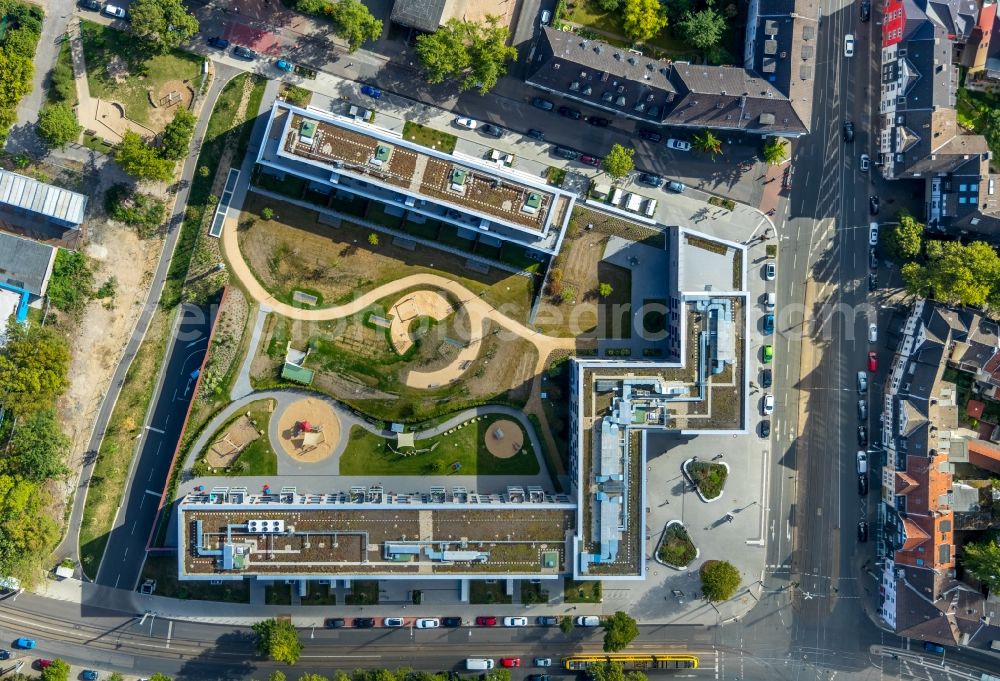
left=654, top=520, right=699, bottom=571
left=682, top=457, right=731, bottom=503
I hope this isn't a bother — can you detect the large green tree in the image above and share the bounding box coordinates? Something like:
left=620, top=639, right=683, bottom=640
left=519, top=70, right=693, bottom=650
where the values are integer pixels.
left=128, top=0, right=200, bottom=53
left=692, top=129, right=723, bottom=158
left=700, top=559, right=741, bottom=601
left=0, top=323, right=70, bottom=415
left=253, top=618, right=302, bottom=664
left=602, top=144, right=635, bottom=179
left=588, top=662, right=647, bottom=681
left=902, top=240, right=1000, bottom=307
left=961, top=535, right=1000, bottom=593
left=4, top=409, right=69, bottom=482
left=330, top=0, right=383, bottom=52
left=415, top=16, right=518, bottom=95
left=679, top=7, right=726, bottom=49
left=602, top=610, right=639, bottom=652
left=982, top=107, right=1000, bottom=158
left=47, top=249, right=94, bottom=313
left=115, top=131, right=175, bottom=182
left=622, top=0, right=668, bottom=43
left=160, top=107, right=196, bottom=160
left=36, top=103, right=81, bottom=149
left=886, top=211, right=924, bottom=260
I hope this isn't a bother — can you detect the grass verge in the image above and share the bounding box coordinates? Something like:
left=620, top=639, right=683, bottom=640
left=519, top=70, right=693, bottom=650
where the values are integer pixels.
left=139, top=554, right=250, bottom=602
left=403, top=121, right=457, bottom=153
left=563, top=577, right=603, bottom=603
left=470, top=580, right=513, bottom=604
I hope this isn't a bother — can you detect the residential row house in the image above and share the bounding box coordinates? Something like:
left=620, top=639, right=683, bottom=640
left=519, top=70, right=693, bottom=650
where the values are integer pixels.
left=879, top=299, right=1000, bottom=647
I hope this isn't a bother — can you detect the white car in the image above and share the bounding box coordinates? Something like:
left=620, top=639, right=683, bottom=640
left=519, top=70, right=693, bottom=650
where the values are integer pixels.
left=384, top=617, right=404, bottom=627
left=415, top=618, right=440, bottom=629
left=859, top=154, right=870, bottom=172
left=869, top=222, right=879, bottom=245
left=103, top=3, right=126, bottom=18
left=666, top=138, right=691, bottom=151
left=869, top=323, right=878, bottom=343
left=857, top=370, right=868, bottom=394
left=765, top=262, right=776, bottom=281
left=857, top=450, right=868, bottom=475
left=503, top=616, right=528, bottom=627
left=540, top=9, right=551, bottom=24
left=454, top=117, right=479, bottom=129
left=576, top=616, right=601, bottom=626
left=844, top=34, right=855, bottom=57
left=763, top=394, right=775, bottom=415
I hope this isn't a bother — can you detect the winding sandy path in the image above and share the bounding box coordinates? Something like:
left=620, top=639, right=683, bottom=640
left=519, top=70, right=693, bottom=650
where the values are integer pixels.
left=222, top=216, right=585, bottom=477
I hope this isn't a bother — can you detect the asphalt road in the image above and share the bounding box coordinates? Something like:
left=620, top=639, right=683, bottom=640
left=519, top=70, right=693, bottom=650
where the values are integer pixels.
left=94, top=303, right=212, bottom=591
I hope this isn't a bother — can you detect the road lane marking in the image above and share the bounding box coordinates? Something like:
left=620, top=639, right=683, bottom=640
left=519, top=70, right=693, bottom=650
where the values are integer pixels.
left=145, top=425, right=165, bottom=434
left=145, top=489, right=162, bottom=497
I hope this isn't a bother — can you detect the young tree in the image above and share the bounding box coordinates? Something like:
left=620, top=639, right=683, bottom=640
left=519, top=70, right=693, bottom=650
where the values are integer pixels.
left=559, top=616, right=575, bottom=633
left=622, top=0, right=668, bottom=43
left=415, top=16, right=518, bottom=95
left=148, top=675, right=173, bottom=681
left=602, top=611, right=639, bottom=652
left=483, top=670, right=511, bottom=681
left=253, top=618, right=302, bottom=664
left=961, top=535, right=1000, bottom=592
left=47, top=249, right=94, bottom=313
left=602, top=144, right=635, bottom=179
left=262, top=207, right=275, bottom=220
left=760, top=137, right=787, bottom=165
left=886, top=211, right=924, bottom=260
left=368, top=232, right=379, bottom=247
left=108, top=674, right=126, bottom=681
left=36, top=103, right=82, bottom=149
left=0, top=323, right=71, bottom=414
left=115, top=131, right=174, bottom=182
left=129, top=0, right=200, bottom=53
left=267, top=673, right=287, bottom=681
left=597, top=0, right=624, bottom=9
left=160, top=108, right=197, bottom=160
left=330, top=0, right=383, bottom=52
left=679, top=7, right=726, bottom=49
left=599, top=282, right=614, bottom=297
left=692, top=129, right=723, bottom=158
left=4, top=410, right=70, bottom=481
left=700, top=559, right=741, bottom=601
left=40, top=659, right=70, bottom=681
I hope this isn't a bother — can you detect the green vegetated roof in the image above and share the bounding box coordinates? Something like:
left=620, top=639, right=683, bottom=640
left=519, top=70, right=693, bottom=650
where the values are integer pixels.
left=282, top=362, right=315, bottom=385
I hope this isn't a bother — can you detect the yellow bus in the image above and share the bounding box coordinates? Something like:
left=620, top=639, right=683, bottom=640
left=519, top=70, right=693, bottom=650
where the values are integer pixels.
left=563, top=653, right=699, bottom=671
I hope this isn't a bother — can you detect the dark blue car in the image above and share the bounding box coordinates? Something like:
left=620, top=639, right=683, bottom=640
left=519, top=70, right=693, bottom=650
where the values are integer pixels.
left=922, top=642, right=945, bottom=655
left=360, top=85, right=382, bottom=99
left=207, top=36, right=229, bottom=49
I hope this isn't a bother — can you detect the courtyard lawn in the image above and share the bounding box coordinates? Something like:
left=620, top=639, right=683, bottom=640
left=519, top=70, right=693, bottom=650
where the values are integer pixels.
left=196, top=400, right=277, bottom=476
left=403, top=121, right=457, bottom=153
left=470, top=580, right=513, bottom=604
left=345, top=580, right=379, bottom=605
left=338, top=414, right=540, bottom=476
left=563, top=0, right=700, bottom=60
left=563, top=577, right=603, bottom=603
left=79, top=20, right=204, bottom=128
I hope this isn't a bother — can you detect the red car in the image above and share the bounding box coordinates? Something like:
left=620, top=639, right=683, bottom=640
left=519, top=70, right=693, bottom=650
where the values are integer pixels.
left=475, top=616, right=497, bottom=626
left=501, top=658, right=521, bottom=668
left=580, top=154, right=601, bottom=167
left=868, top=351, right=877, bottom=372
left=37, top=660, right=53, bottom=670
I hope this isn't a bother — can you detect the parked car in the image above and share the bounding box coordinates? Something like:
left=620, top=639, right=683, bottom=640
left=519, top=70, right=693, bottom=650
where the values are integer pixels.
left=869, top=323, right=878, bottom=343
left=869, top=195, right=880, bottom=215
left=537, top=616, right=558, bottom=626
left=763, top=313, right=774, bottom=335
left=82, top=672, right=99, bottom=681
left=857, top=371, right=868, bottom=393
left=868, top=273, right=878, bottom=291
left=857, top=521, right=869, bottom=542
left=79, top=0, right=101, bottom=10
left=638, top=172, right=663, bottom=187
left=0, top=650, right=9, bottom=660
left=858, top=474, right=869, bottom=495
left=844, top=34, right=855, bottom=57
left=587, top=116, right=610, bottom=127
left=14, top=639, right=36, bottom=650
left=103, top=3, right=126, bottom=19
left=207, top=36, right=230, bottom=49
left=529, top=675, right=550, bottom=681
left=760, top=420, right=771, bottom=438
left=540, top=9, right=551, bottom=24
left=580, top=154, right=601, bottom=167
left=360, top=85, right=382, bottom=99
left=480, top=123, right=506, bottom=138
left=558, top=106, right=582, bottom=119
left=353, top=618, right=375, bottom=628
left=276, top=59, right=294, bottom=72
left=454, top=117, right=478, bottom=129
left=923, top=642, right=946, bottom=655
left=859, top=154, right=870, bottom=172
left=858, top=399, right=868, bottom=420
left=869, top=222, right=879, bottom=245
left=532, top=97, right=555, bottom=111
left=442, top=617, right=463, bottom=627
left=638, top=129, right=662, bottom=142
left=844, top=121, right=855, bottom=142
left=503, top=617, right=528, bottom=627
left=763, top=345, right=774, bottom=363
left=575, top=616, right=600, bottom=626
left=861, top=0, right=872, bottom=21
left=534, top=658, right=552, bottom=667
left=475, top=616, right=497, bottom=626
left=527, top=129, right=545, bottom=140
left=765, top=262, right=776, bottom=280
left=232, top=45, right=257, bottom=60
left=763, top=394, right=775, bottom=415
left=500, top=658, right=521, bottom=668
left=553, top=147, right=580, bottom=160
left=868, top=351, right=878, bottom=372
left=761, top=368, right=772, bottom=388
left=858, top=425, right=867, bottom=446
left=666, top=180, right=685, bottom=193
left=324, top=618, right=346, bottom=628
left=869, top=248, right=878, bottom=269
left=666, top=138, right=691, bottom=151
left=416, top=618, right=440, bottom=629
left=384, top=618, right=405, bottom=627
left=36, top=660, right=53, bottom=670
left=857, top=450, right=868, bottom=475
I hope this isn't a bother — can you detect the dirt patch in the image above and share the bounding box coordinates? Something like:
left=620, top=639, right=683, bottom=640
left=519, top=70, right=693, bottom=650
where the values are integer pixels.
left=206, top=414, right=262, bottom=468
left=484, top=419, right=523, bottom=459
left=390, top=291, right=454, bottom=354
left=276, top=397, right=340, bottom=463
